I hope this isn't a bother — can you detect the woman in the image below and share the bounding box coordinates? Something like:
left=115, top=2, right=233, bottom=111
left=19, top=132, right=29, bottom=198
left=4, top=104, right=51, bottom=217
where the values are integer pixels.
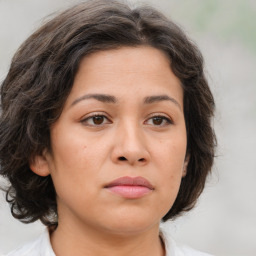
left=0, top=0, right=216, bottom=255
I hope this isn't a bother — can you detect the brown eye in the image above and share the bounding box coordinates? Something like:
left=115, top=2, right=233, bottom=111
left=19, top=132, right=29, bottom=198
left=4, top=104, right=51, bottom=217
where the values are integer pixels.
left=81, top=114, right=111, bottom=126
left=152, top=117, right=164, bottom=125
left=145, top=115, right=172, bottom=127
left=93, top=116, right=104, bottom=125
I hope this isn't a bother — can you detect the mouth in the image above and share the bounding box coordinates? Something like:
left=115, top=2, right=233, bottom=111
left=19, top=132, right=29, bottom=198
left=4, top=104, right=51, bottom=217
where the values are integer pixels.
left=104, top=176, right=154, bottom=199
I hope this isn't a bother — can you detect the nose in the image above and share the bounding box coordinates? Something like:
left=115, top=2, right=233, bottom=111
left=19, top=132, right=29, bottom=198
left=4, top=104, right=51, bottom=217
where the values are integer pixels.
left=111, top=122, right=150, bottom=166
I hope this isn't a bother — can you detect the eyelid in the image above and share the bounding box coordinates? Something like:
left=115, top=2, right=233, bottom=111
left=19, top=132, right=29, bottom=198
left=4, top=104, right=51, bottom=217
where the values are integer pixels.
left=80, top=112, right=112, bottom=126
left=144, top=113, right=174, bottom=125
left=79, top=111, right=173, bottom=127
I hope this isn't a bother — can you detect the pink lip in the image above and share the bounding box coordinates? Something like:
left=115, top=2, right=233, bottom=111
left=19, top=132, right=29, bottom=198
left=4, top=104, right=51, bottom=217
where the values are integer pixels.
left=105, top=176, right=154, bottom=199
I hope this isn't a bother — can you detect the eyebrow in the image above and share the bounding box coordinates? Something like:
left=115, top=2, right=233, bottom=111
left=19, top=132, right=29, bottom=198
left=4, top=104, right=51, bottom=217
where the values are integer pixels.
left=144, top=95, right=182, bottom=110
left=71, top=93, right=117, bottom=106
left=71, top=93, right=181, bottom=110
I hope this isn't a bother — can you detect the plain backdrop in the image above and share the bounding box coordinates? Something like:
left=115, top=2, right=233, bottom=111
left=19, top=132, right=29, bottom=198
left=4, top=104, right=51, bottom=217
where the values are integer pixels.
left=0, top=0, right=256, bottom=255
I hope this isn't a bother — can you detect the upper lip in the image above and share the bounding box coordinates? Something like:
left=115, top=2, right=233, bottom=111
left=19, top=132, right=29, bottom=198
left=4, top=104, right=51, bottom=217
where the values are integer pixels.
left=105, top=176, right=154, bottom=190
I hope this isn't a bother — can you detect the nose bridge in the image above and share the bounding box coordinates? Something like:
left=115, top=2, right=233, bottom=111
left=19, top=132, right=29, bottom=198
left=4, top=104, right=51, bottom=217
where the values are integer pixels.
left=113, top=117, right=149, bottom=165
left=119, top=117, right=144, bottom=149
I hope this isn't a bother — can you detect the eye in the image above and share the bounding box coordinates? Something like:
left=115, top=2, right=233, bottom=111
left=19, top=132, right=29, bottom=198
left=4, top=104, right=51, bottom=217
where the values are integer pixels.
left=81, top=114, right=111, bottom=126
left=145, top=115, right=173, bottom=126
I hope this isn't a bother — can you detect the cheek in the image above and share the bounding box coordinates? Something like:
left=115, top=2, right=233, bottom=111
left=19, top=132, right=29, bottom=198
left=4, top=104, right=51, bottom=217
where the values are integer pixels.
left=152, top=134, right=187, bottom=204
left=155, top=137, right=187, bottom=173
left=48, top=126, right=108, bottom=187
left=47, top=128, right=86, bottom=191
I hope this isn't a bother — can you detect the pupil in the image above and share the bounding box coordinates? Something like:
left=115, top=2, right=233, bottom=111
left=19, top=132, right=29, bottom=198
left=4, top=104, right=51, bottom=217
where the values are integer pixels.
left=93, top=116, right=104, bottom=125
left=153, top=117, right=163, bottom=125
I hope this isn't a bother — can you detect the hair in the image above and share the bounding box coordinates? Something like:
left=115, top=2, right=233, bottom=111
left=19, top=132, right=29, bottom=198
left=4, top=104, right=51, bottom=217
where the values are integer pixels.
left=0, top=0, right=216, bottom=226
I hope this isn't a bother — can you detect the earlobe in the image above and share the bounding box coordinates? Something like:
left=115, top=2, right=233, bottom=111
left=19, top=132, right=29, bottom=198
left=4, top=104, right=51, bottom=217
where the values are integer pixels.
left=30, top=150, right=51, bottom=177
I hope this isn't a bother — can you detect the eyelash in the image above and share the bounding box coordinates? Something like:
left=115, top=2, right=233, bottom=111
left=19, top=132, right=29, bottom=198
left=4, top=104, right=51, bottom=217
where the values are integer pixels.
left=144, top=114, right=173, bottom=127
left=80, top=113, right=173, bottom=127
left=80, top=113, right=111, bottom=126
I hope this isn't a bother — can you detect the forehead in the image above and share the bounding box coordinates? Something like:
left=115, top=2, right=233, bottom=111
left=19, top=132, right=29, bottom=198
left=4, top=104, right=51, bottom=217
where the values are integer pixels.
left=64, top=46, right=183, bottom=108
left=77, top=46, right=173, bottom=79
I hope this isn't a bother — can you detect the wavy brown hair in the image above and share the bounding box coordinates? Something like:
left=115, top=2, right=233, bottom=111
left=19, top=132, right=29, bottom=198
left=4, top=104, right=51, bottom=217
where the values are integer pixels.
left=0, top=0, right=216, bottom=226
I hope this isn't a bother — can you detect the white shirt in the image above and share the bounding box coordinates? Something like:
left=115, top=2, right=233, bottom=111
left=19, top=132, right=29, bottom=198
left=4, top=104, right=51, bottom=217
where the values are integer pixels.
left=6, top=229, right=213, bottom=256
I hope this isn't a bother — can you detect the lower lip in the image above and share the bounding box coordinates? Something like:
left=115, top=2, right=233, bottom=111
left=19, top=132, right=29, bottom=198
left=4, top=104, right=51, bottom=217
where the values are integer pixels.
left=106, top=185, right=152, bottom=199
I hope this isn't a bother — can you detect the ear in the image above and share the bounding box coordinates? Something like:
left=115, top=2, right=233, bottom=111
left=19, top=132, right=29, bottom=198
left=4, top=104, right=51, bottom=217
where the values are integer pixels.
left=30, top=149, right=51, bottom=177
left=182, top=154, right=190, bottom=177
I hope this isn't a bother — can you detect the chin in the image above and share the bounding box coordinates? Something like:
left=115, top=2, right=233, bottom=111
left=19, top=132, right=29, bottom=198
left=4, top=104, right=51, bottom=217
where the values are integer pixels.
left=98, top=212, right=161, bottom=236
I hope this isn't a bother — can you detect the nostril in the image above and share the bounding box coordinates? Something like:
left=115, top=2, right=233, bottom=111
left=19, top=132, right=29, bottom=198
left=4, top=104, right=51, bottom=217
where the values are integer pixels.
left=117, top=156, right=146, bottom=163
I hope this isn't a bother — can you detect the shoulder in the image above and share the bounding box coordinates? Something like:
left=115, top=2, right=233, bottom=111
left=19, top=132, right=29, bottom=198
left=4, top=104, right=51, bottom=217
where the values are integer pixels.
left=161, top=230, right=214, bottom=256
left=5, top=229, right=55, bottom=256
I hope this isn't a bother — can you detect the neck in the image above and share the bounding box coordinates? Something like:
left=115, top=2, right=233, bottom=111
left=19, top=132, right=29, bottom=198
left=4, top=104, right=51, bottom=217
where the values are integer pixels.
left=50, top=219, right=165, bottom=256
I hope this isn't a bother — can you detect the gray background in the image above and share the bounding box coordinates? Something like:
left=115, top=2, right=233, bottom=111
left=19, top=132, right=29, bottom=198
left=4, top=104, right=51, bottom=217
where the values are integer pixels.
left=0, top=0, right=255, bottom=255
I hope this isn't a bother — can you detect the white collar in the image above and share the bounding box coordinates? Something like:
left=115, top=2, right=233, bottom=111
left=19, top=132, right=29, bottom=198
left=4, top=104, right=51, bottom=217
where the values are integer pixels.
left=7, top=228, right=213, bottom=256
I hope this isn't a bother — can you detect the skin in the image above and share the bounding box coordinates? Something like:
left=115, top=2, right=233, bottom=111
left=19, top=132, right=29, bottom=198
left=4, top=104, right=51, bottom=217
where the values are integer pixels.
left=31, top=46, right=188, bottom=256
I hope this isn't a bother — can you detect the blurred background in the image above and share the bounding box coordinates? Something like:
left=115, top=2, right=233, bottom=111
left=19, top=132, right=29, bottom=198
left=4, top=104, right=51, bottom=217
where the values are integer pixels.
left=0, top=0, right=255, bottom=255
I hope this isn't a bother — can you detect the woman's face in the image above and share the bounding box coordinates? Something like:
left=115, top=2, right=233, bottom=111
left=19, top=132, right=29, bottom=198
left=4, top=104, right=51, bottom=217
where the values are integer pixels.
left=36, top=46, right=188, bottom=235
